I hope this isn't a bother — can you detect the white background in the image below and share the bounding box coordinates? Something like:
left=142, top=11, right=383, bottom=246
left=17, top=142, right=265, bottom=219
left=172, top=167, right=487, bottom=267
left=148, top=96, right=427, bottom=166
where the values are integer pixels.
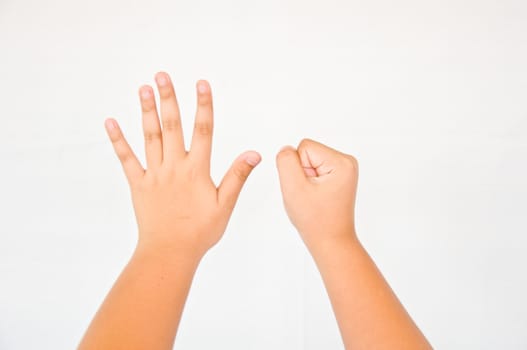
left=1, top=0, right=526, bottom=348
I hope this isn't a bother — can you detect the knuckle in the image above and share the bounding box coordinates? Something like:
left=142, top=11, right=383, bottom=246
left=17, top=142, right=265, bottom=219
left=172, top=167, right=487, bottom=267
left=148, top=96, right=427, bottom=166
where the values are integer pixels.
left=233, top=164, right=249, bottom=182
left=159, top=85, right=174, bottom=99
left=141, top=100, right=155, bottom=113
left=144, top=131, right=162, bottom=143
left=298, top=138, right=314, bottom=149
left=162, top=118, right=181, bottom=132
left=194, top=121, right=212, bottom=136
left=116, top=148, right=131, bottom=163
left=343, top=154, right=359, bottom=170
left=198, top=94, right=212, bottom=106
left=141, top=172, right=158, bottom=189
left=109, top=132, right=121, bottom=144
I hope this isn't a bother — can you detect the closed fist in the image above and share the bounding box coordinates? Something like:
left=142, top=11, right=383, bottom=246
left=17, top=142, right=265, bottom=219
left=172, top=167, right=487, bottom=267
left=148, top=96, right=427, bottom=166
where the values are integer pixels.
left=276, top=139, right=359, bottom=250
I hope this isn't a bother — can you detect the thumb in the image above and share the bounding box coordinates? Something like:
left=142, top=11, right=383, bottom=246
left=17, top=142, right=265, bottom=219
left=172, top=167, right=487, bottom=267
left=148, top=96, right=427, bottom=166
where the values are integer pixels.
left=218, top=150, right=261, bottom=210
left=276, top=146, right=307, bottom=194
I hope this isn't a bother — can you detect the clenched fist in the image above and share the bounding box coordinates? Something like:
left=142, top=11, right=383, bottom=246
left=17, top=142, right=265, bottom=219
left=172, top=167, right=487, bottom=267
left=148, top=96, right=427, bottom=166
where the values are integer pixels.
left=276, top=138, right=359, bottom=251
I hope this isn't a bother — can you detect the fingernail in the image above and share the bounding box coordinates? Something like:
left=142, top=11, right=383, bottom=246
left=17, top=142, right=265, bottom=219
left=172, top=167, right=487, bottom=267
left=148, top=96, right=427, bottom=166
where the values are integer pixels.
left=156, top=73, right=169, bottom=86
left=245, top=154, right=261, bottom=166
left=105, top=119, right=116, bottom=131
left=197, top=81, right=208, bottom=94
left=140, top=86, right=152, bottom=99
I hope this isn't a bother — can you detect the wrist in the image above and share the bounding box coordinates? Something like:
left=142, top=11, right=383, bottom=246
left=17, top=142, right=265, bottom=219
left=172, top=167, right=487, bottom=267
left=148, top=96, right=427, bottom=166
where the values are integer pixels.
left=134, top=239, right=205, bottom=267
left=304, top=230, right=361, bottom=262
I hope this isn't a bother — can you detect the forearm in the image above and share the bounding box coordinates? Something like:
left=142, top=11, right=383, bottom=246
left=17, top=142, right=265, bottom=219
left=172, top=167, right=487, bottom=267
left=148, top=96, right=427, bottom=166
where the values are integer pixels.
left=78, top=243, right=201, bottom=350
left=309, top=234, right=431, bottom=350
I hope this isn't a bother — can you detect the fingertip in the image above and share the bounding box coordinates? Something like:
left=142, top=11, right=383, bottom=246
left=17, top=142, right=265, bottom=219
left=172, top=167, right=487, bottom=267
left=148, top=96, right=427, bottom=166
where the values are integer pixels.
left=105, top=118, right=117, bottom=132
left=155, top=71, right=171, bottom=87
left=139, top=85, right=153, bottom=99
left=298, top=138, right=316, bottom=148
left=243, top=150, right=261, bottom=167
left=217, top=151, right=260, bottom=208
left=196, top=79, right=210, bottom=94
left=155, top=70, right=169, bottom=78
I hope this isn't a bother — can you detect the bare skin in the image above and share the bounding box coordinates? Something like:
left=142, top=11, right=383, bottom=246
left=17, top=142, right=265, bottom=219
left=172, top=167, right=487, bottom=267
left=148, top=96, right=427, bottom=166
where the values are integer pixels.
left=276, top=139, right=432, bottom=349
left=79, top=70, right=431, bottom=349
left=78, top=71, right=261, bottom=350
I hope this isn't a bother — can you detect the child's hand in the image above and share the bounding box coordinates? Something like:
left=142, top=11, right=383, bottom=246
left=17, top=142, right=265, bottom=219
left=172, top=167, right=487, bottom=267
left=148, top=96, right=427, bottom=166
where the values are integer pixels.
left=276, top=140, right=432, bottom=350
left=104, top=72, right=261, bottom=259
left=276, top=139, right=358, bottom=251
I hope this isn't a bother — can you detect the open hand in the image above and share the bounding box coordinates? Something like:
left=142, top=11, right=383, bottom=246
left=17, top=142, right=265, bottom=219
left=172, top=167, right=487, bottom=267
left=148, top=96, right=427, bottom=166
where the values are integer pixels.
left=104, top=71, right=261, bottom=259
